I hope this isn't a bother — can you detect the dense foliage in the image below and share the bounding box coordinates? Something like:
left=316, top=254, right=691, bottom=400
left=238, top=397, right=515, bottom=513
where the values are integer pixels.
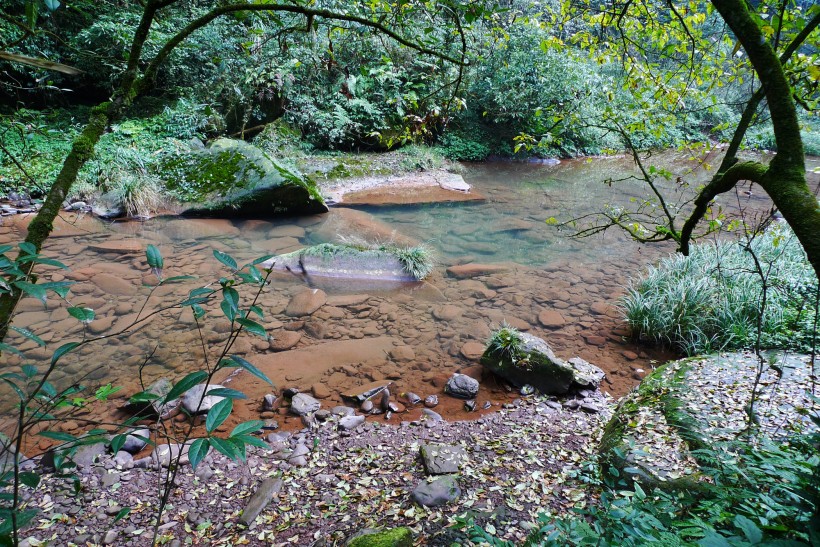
left=622, top=223, right=819, bottom=355
left=5, top=0, right=817, bottom=200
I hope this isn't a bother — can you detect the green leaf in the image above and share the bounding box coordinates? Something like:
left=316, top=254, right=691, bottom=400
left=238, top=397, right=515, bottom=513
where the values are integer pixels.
left=21, top=364, right=37, bottom=378
left=14, top=281, right=46, bottom=303
left=213, top=250, right=237, bottom=270
left=109, top=434, right=126, bottom=454
left=67, top=307, right=95, bottom=323
left=37, top=281, right=72, bottom=298
left=699, top=532, right=733, bottom=547
left=224, top=355, right=272, bottom=385
left=0, top=343, right=24, bottom=357
left=9, top=326, right=45, bottom=347
left=187, top=438, right=210, bottom=470
left=19, top=472, right=39, bottom=488
left=52, top=342, right=80, bottom=365
left=18, top=242, right=36, bottom=256
left=161, top=275, right=196, bottom=284
left=1, top=378, right=26, bottom=401
left=110, top=507, right=128, bottom=524
left=128, top=391, right=159, bottom=404
left=205, top=398, right=232, bottom=433
left=32, top=257, right=67, bottom=269
left=206, top=387, right=247, bottom=400
left=734, top=515, right=762, bottom=544
left=248, top=255, right=275, bottom=268
left=163, top=371, right=208, bottom=403
left=38, top=430, right=76, bottom=442
left=234, top=434, right=268, bottom=449
left=146, top=245, right=163, bottom=270
left=230, top=420, right=263, bottom=437
left=236, top=318, right=267, bottom=339
left=209, top=436, right=239, bottom=460
left=222, top=286, right=239, bottom=316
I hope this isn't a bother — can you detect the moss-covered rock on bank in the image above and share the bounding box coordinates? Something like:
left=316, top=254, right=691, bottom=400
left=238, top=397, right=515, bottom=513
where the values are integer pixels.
left=600, top=351, right=820, bottom=489
left=480, top=327, right=605, bottom=395
left=160, top=138, right=328, bottom=218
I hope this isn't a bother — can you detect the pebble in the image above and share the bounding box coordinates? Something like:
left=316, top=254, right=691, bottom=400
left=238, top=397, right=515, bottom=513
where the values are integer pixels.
left=424, top=395, right=439, bottom=408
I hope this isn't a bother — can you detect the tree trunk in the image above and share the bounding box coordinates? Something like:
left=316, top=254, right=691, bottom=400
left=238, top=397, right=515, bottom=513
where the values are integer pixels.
left=710, top=0, right=820, bottom=281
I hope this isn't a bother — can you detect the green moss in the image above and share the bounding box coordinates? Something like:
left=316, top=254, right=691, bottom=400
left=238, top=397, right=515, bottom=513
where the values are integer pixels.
left=348, top=527, right=413, bottom=547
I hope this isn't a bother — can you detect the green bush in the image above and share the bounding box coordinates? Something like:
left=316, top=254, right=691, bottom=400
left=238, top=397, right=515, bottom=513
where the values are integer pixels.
left=621, top=224, right=818, bottom=355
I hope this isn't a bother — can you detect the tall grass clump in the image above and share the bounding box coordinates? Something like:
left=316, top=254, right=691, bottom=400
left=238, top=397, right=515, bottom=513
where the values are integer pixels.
left=621, top=224, right=818, bottom=355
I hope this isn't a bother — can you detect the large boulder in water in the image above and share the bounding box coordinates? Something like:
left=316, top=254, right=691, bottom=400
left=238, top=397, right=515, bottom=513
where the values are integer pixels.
left=480, top=328, right=604, bottom=395
left=262, top=243, right=433, bottom=282
left=162, top=138, right=328, bottom=218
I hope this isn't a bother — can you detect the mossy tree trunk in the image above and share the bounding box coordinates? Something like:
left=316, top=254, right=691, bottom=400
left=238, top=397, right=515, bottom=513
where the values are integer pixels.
left=678, top=0, right=820, bottom=281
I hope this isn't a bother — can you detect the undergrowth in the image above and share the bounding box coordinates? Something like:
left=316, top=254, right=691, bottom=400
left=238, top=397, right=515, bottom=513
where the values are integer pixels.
left=621, top=224, right=818, bottom=355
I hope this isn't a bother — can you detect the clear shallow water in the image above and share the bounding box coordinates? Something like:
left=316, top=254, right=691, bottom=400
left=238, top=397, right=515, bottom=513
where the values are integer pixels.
left=1, top=151, right=815, bottom=429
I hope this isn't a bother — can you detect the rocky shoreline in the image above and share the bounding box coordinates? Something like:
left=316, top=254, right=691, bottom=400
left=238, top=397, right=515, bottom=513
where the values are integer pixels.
left=12, top=390, right=611, bottom=546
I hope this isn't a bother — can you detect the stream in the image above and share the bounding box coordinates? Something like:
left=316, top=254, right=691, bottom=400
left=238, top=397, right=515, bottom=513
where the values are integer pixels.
left=1, top=150, right=816, bottom=441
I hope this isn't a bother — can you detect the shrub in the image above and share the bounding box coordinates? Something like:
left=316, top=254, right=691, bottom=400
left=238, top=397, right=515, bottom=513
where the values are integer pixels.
left=621, top=224, right=818, bottom=355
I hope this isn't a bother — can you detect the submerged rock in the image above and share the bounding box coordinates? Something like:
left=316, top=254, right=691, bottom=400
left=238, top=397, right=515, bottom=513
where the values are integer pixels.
left=481, top=329, right=605, bottom=395
left=262, top=243, right=433, bottom=282
left=165, top=138, right=327, bottom=218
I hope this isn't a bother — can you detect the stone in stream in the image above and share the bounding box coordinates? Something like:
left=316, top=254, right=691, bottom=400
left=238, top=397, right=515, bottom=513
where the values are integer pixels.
left=172, top=138, right=328, bottom=218
left=239, top=477, right=283, bottom=526
left=284, top=288, right=327, bottom=317
left=481, top=329, right=605, bottom=395
left=444, top=374, right=479, bottom=400
left=419, top=444, right=467, bottom=475
left=261, top=243, right=432, bottom=282
left=411, top=475, right=461, bottom=507
left=180, top=384, right=226, bottom=414
left=289, top=393, right=321, bottom=416
left=341, top=381, right=393, bottom=404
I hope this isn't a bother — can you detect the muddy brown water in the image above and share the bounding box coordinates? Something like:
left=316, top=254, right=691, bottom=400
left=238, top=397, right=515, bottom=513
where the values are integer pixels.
left=2, top=151, right=816, bottom=450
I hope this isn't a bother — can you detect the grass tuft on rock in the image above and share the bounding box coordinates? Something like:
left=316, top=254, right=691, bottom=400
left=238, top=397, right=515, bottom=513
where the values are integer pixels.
left=621, top=224, right=818, bottom=355
left=486, top=324, right=524, bottom=367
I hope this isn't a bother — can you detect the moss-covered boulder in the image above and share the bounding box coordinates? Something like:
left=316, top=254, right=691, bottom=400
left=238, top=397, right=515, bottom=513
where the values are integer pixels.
left=480, top=328, right=604, bottom=395
left=262, top=243, right=433, bottom=282
left=161, top=138, right=327, bottom=218
left=347, top=527, right=413, bottom=547
left=599, top=352, right=819, bottom=489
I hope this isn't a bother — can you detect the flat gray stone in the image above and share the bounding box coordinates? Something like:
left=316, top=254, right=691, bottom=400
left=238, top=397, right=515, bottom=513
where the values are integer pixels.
left=339, top=415, right=365, bottom=431
left=239, top=477, right=283, bottom=526
left=290, top=393, right=321, bottom=416
left=180, top=384, right=226, bottom=414
left=121, top=428, right=150, bottom=454
left=411, top=475, right=461, bottom=507
left=444, top=374, right=479, bottom=399
left=331, top=406, right=355, bottom=417
left=72, top=442, right=106, bottom=468
left=151, top=443, right=191, bottom=468
left=419, top=444, right=467, bottom=475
